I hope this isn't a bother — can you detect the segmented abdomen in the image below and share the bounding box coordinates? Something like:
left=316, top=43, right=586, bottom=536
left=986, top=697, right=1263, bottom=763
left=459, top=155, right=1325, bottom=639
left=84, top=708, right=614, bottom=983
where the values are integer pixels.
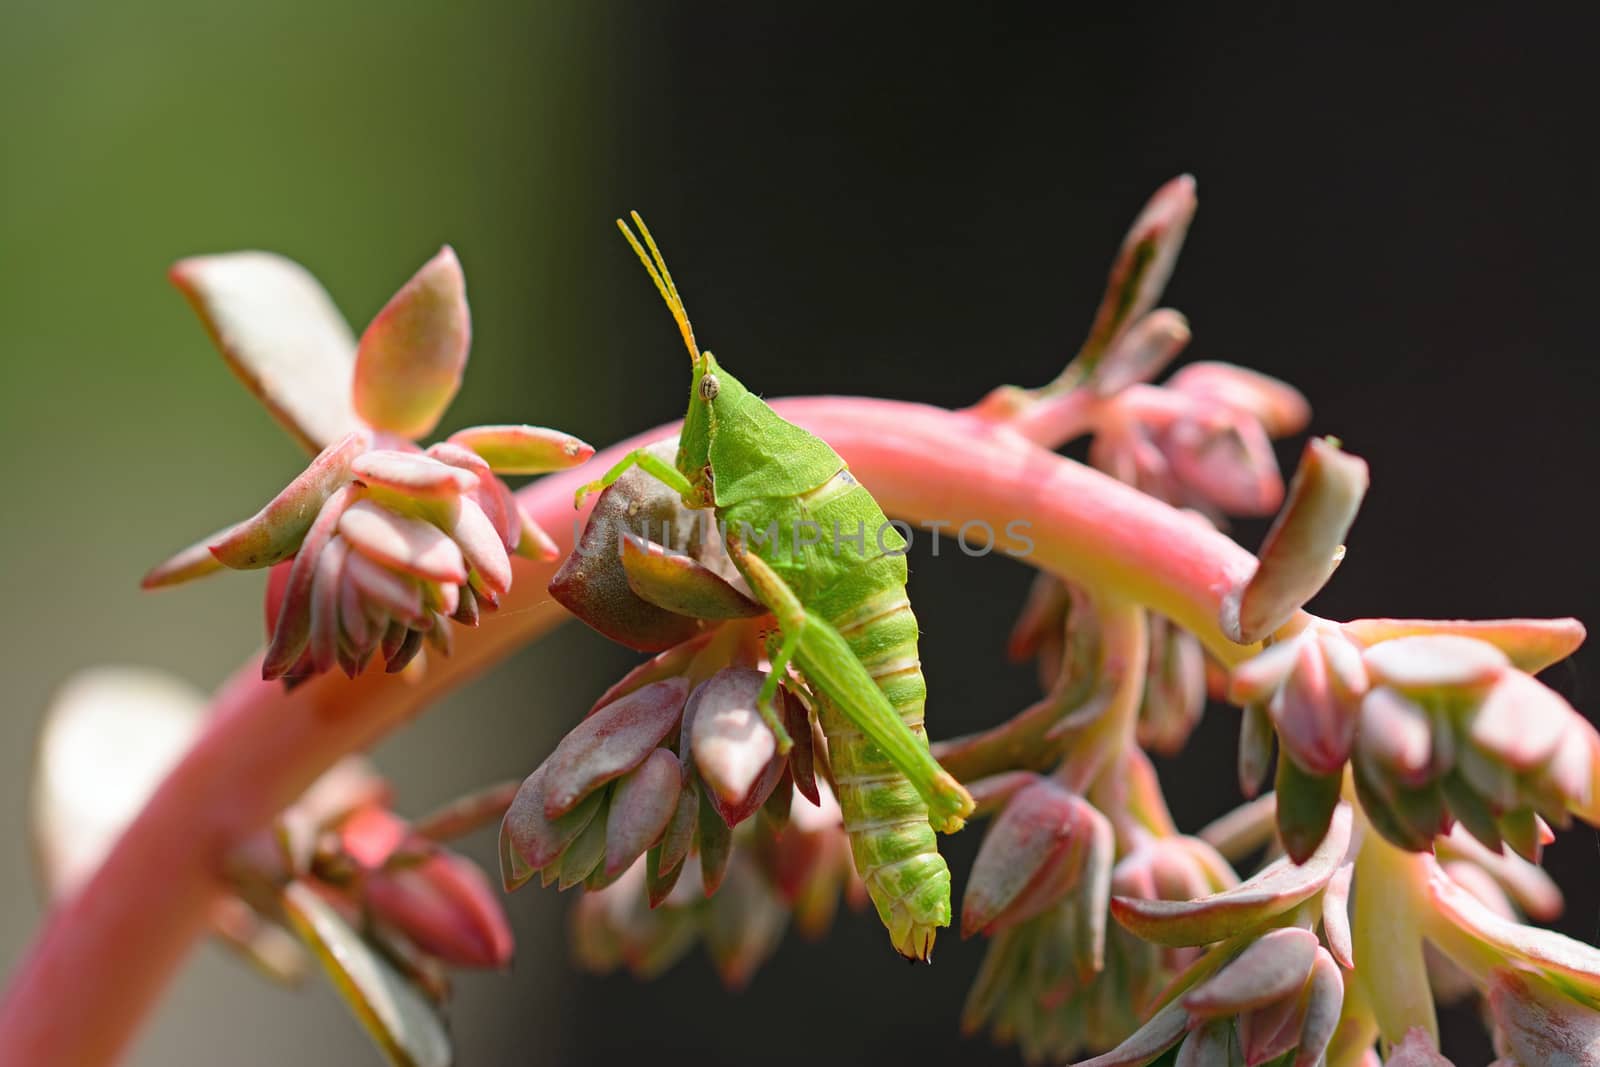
left=720, top=467, right=954, bottom=960
left=820, top=583, right=951, bottom=961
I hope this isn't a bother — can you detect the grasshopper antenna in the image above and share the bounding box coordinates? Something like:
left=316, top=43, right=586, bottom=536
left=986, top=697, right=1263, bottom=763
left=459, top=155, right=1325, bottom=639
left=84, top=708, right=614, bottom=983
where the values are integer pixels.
left=617, top=212, right=700, bottom=363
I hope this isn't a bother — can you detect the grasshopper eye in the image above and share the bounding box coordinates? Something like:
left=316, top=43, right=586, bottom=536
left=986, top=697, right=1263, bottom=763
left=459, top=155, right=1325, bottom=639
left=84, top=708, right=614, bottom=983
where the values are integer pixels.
left=699, top=374, right=720, bottom=401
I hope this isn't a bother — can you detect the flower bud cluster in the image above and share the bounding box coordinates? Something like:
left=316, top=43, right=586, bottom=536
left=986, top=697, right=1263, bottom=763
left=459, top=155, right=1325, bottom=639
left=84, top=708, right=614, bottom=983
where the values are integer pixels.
left=1163, top=928, right=1345, bottom=1067
left=223, top=757, right=515, bottom=1018
left=962, top=826, right=1240, bottom=1063
left=1421, top=852, right=1600, bottom=1065
left=1073, top=807, right=1356, bottom=1066
left=501, top=658, right=860, bottom=988
left=501, top=678, right=696, bottom=894
left=1089, top=361, right=1309, bottom=522
left=248, top=430, right=566, bottom=684
left=572, top=781, right=860, bottom=990
left=1425, top=825, right=1564, bottom=1005
left=144, top=244, right=593, bottom=685
left=308, top=798, right=514, bottom=977
left=116, top=183, right=1600, bottom=1067
left=958, top=774, right=1243, bottom=1062
left=548, top=439, right=761, bottom=653
left=1233, top=629, right=1600, bottom=858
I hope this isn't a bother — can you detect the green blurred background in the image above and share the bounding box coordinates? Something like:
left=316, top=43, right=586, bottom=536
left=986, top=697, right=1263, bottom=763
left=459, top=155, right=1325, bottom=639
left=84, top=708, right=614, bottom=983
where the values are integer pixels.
left=4, top=5, right=1598, bottom=1066
left=0, top=3, right=632, bottom=1063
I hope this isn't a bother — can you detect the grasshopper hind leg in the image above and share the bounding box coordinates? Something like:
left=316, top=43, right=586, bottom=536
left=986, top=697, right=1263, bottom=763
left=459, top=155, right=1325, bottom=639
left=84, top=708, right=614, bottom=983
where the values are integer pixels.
left=729, top=539, right=972, bottom=961
left=754, top=632, right=796, bottom=753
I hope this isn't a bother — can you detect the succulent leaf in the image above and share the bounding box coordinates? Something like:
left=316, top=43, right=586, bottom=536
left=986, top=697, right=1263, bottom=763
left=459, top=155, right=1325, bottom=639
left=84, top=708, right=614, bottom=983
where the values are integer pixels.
left=211, top=432, right=367, bottom=570
left=1228, top=437, right=1369, bottom=644
left=447, top=424, right=595, bottom=474
left=620, top=535, right=764, bottom=620
left=352, top=247, right=471, bottom=440
left=542, top=679, right=690, bottom=819
left=605, top=749, right=684, bottom=877
left=1112, top=805, right=1351, bottom=947
left=170, top=251, right=362, bottom=453
left=280, top=880, right=451, bottom=1067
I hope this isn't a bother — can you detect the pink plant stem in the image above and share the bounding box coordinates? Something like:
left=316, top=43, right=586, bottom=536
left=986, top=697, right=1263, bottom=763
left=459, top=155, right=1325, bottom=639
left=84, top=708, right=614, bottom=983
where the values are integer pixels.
left=1055, top=593, right=1146, bottom=794
left=1349, top=798, right=1440, bottom=1046
left=0, top=396, right=1271, bottom=1067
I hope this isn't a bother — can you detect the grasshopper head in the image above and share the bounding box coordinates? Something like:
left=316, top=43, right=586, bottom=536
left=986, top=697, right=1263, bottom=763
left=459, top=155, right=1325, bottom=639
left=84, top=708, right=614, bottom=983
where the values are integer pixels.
left=676, top=349, right=718, bottom=484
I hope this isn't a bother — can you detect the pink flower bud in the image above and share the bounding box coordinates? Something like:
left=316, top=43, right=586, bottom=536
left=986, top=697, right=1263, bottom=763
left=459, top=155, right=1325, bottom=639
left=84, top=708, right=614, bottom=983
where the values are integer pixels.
left=1269, top=634, right=1357, bottom=776
left=1488, top=967, right=1600, bottom=1067
left=1230, top=626, right=1366, bottom=849
left=262, top=486, right=358, bottom=679
left=337, top=804, right=410, bottom=869
left=339, top=500, right=467, bottom=585
left=364, top=849, right=514, bottom=970
left=1163, top=404, right=1284, bottom=517
left=150, top=243, right=586, bottom=683
left=689, top=669, right=786, bottom=827
left=344, top=549, right=425, bottom=624
left=704, top=854, right=788, bottom=990
left=962, top=780, right=1108, bottom=938
left=440, top=497, right=512, bottom=600
left=169, top=432, right=538, bottom=689
left=603, top=748, right=683, bottom=877
left=548, top=440, right=711, bottom=652
left=1167, top=361, right=1310, bottom=438
left=1357, top=687, right=1435, bottom=785
left=542, top=678, right=690, bottom=819
left=1469, top=670, right=1575, bottom=772
left=1346, top=632, right=1598, bottom=854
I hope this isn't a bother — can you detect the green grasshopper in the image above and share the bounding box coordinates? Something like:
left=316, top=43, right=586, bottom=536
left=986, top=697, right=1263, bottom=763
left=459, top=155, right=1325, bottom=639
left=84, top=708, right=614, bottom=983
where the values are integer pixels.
left=575, top=214, right=975, bottom=960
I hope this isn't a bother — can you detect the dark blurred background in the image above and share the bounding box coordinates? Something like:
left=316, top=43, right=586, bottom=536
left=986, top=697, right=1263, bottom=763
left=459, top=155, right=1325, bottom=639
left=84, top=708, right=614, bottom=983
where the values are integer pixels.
left=2, top=4, right=1597, bottom=1065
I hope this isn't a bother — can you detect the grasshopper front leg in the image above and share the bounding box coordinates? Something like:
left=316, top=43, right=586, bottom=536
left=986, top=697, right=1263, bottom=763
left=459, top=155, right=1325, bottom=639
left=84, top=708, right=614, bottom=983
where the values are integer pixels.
left=573, top=447, right=696, bottom=509
left=731, top=541, right=974, bottom=834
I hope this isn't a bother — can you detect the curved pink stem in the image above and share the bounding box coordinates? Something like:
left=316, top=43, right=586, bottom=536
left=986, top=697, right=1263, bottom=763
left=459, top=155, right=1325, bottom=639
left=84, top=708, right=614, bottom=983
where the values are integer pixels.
left=776, top=398, right=1261, bottom=658
left=0, top=396, right=1264, bottom=1067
